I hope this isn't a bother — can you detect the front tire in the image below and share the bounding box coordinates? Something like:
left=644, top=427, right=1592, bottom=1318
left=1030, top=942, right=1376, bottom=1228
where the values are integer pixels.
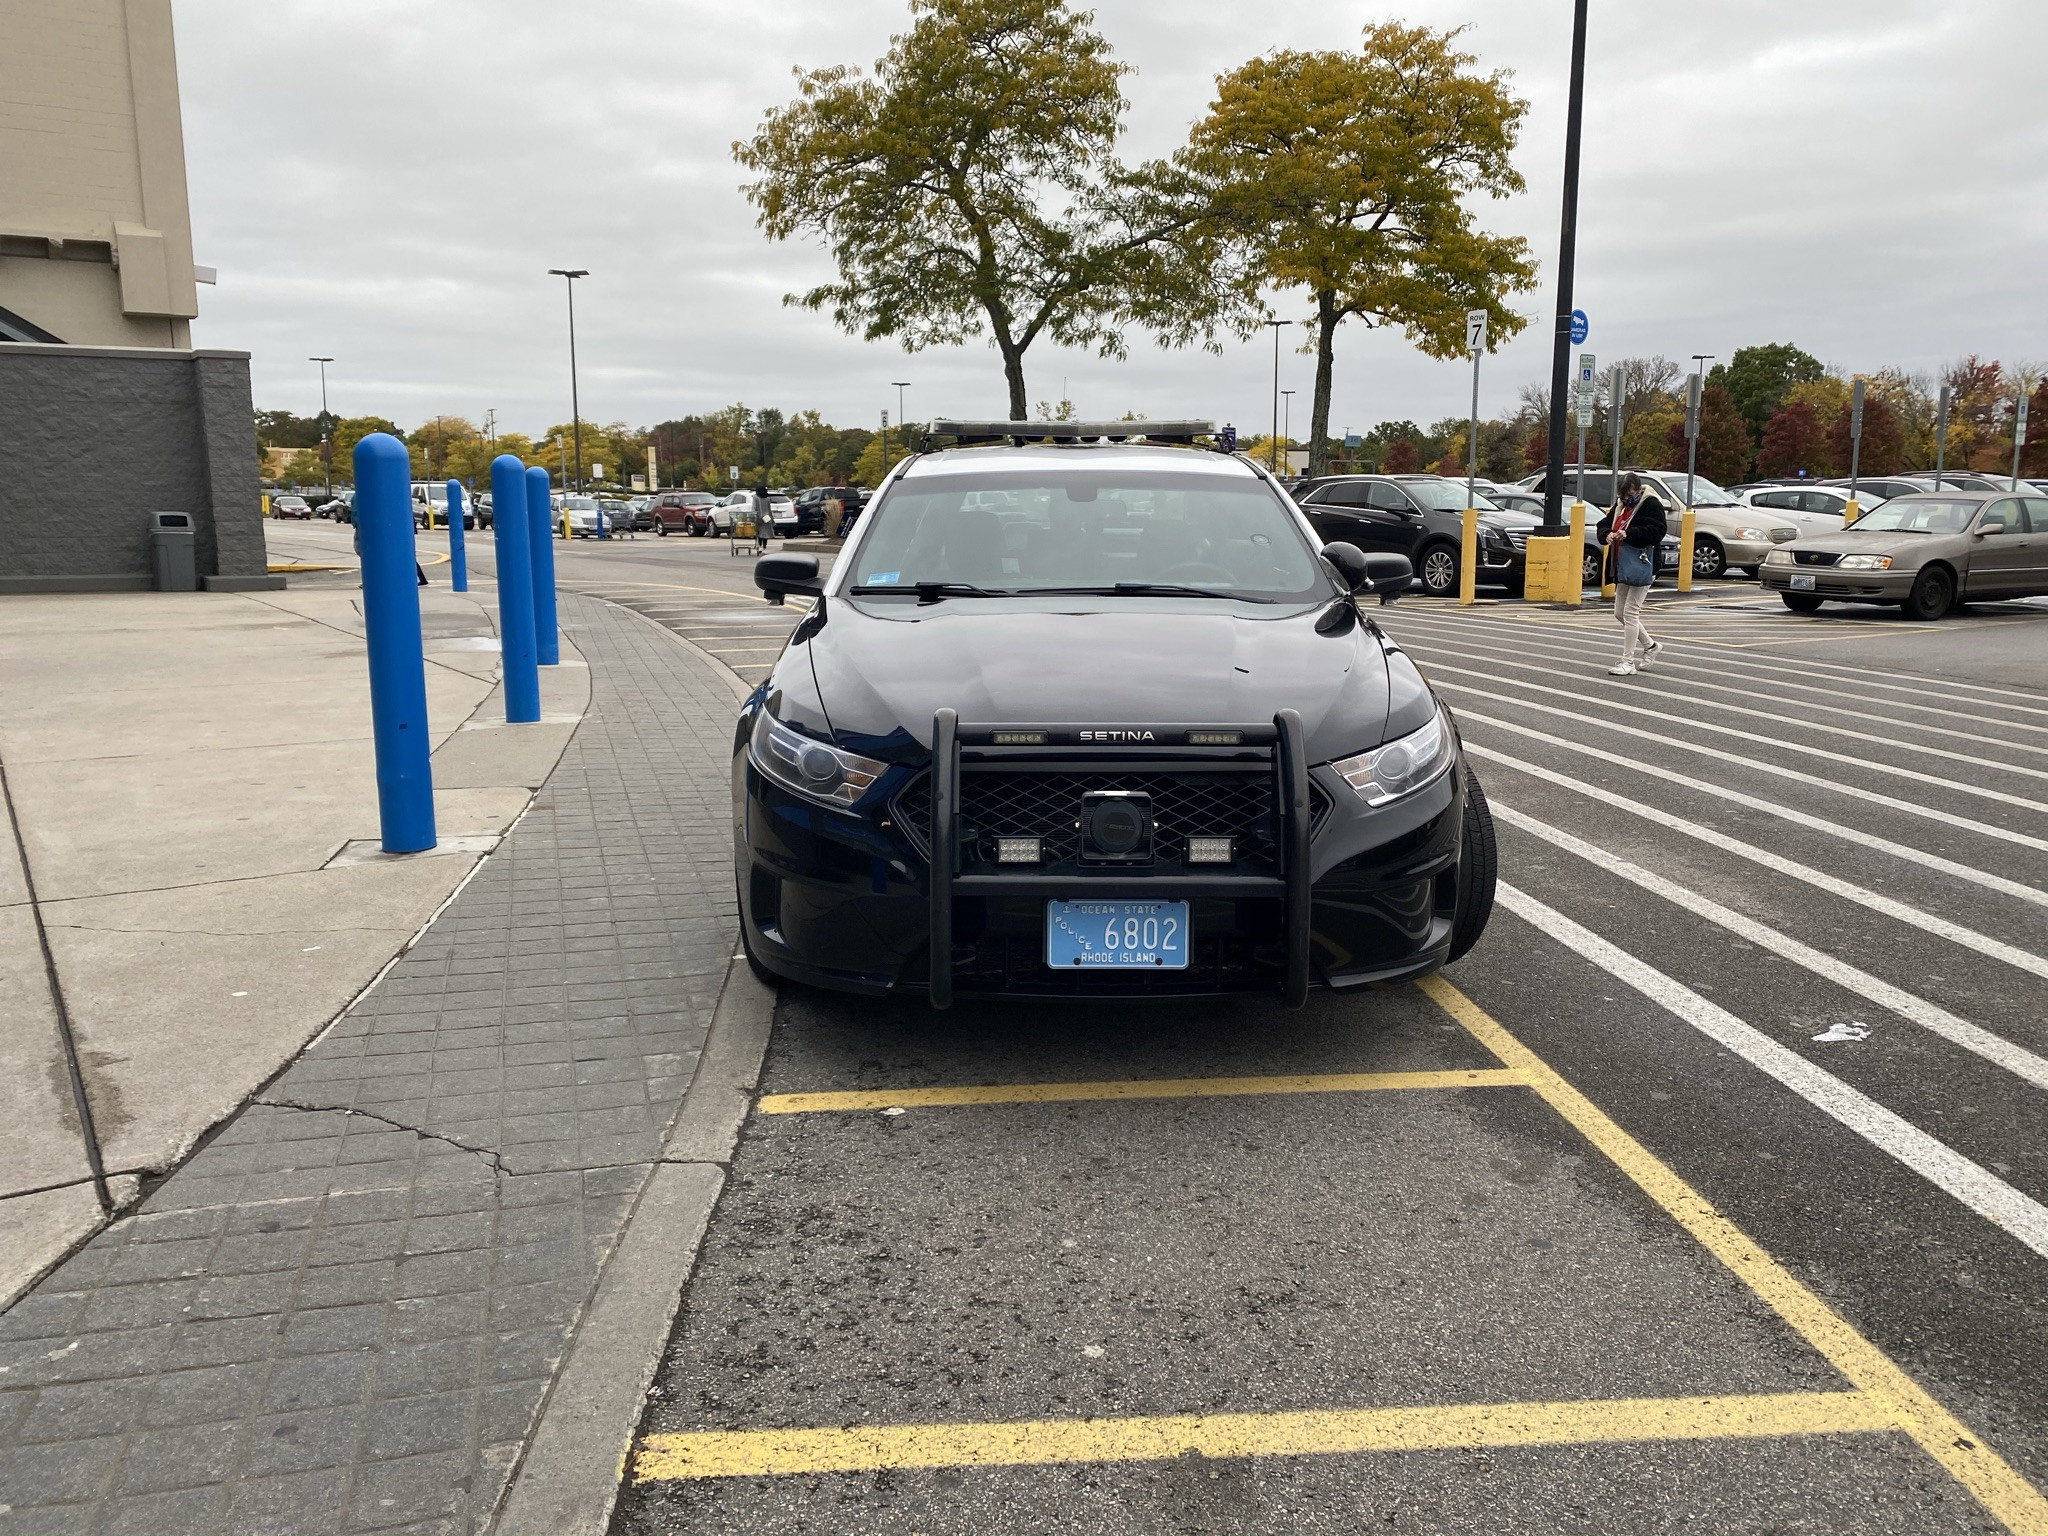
left=1447, top=766, right=1497, bottom=963
left=1690, top=537, right=1726, bottom=581
left=1902, top=566, right=1954, bottom=621
left=1418, top=543, right=1459, bottom=598
left=1582, top=544, right=1602, bottom=588
left=1780, top=592, right=1824, bottom=613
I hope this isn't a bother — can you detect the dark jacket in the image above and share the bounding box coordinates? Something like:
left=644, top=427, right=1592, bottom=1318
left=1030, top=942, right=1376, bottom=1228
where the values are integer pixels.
left=1599, top=495, right=1667, bottom=548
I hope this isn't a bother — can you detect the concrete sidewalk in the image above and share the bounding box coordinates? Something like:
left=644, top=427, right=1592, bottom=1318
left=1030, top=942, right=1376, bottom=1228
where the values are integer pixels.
left=0, top=593, right=753, bottom=1534
left=1, top=581, right=588, bottom=1305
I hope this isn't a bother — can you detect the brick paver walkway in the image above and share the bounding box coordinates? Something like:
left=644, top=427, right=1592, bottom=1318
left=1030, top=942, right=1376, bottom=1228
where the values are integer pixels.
left=0, top=596, right=744, bottom=1535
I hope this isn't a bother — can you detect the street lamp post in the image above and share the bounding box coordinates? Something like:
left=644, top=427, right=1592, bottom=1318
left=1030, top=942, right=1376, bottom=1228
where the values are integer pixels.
left=547, top=269, right=588, bottom=491
left=1280, top=390, right=1296, bottom=477
left=309, top=357, right=334, bottom=497
left=1264, top=320, right=1291, bottom=473
left=1541, top=0, right=1591, bottom=533
left=891, top=382, right=912, bottom=458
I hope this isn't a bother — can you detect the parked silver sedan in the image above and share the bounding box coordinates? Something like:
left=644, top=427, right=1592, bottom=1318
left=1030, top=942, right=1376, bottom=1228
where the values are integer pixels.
left=1759, top=491, right=2048, bottom=620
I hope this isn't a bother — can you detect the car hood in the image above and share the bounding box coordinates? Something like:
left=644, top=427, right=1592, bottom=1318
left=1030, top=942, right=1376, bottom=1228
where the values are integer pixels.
left=793, top=597, right=1413, bottom=764
left=1783, top=528, right=1945, bottom=557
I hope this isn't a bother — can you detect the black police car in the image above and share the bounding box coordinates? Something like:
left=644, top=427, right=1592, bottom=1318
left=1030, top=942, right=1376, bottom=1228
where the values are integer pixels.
left=735, top=421, right=1497, bottom=1007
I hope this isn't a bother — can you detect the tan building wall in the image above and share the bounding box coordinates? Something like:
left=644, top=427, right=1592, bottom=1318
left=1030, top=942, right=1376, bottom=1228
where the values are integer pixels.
left=0, top=0, right=203, bottom=348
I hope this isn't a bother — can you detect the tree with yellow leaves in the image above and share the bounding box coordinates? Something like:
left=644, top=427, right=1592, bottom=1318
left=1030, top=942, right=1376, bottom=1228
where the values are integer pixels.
left=1182, top=24, right=1537, bottom=477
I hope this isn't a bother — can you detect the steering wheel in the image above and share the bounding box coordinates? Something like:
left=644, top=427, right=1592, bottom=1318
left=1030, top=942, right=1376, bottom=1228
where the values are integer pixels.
left=1159, top=562, right=1235, bottom=585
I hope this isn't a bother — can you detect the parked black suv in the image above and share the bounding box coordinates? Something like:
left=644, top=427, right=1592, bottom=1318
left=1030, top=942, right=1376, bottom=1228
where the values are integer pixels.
left=1290, top=475, right=1528, bottom=597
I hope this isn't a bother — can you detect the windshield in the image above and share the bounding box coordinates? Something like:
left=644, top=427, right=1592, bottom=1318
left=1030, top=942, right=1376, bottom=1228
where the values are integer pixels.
left=1657, top=475, right=1737, bottom=506
left=849, top=469, right=1327, bottom=600
left=564, top=496, right=598, bottom=511
left=1852, top=499, right=1978, bottom=533
left=1400, top=480, right=1501, bottom=511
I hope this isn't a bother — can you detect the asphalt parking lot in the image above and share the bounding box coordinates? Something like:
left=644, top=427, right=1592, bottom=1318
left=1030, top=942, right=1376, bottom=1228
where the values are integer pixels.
left=267, top=523, right=2048, bottom=1531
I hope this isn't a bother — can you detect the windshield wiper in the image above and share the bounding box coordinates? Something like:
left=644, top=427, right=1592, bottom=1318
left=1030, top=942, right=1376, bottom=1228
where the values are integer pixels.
left=1026, top=583, right=1274, bottom=603
left=912, top=581, right=1011, bottom=603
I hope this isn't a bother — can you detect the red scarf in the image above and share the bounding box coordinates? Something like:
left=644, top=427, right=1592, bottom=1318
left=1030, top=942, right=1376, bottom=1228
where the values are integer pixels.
left=1614, top=500, right=1637, bottom=538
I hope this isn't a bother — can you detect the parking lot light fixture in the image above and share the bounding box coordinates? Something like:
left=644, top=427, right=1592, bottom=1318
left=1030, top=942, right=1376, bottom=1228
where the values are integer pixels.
left=1541, top=0, right=1590, bottom=534
left=547, top=269, right=588, bottom=490
left=1264, top=320, right=1291, bottom=472
left=309, top=357, right=334, bottom=496
left=1934, top=383, right=1953, bottom=485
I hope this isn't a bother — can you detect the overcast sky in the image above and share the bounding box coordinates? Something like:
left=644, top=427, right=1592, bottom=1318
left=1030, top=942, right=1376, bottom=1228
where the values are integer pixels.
left=176, top=0, right=2047, bottom=441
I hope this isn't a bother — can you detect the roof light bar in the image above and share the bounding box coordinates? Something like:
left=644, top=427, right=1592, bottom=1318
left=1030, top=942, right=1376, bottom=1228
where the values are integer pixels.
left=928, top=420, right=1217, bottom=447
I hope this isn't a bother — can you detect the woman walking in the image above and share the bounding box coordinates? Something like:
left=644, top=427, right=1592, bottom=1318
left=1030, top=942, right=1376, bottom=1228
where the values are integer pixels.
left=1605, top=471, right=1666, bottom=676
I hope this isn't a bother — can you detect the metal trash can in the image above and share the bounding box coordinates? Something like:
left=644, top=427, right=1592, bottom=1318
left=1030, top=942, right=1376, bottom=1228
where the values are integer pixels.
left=150, top=511, right=197, bottom=592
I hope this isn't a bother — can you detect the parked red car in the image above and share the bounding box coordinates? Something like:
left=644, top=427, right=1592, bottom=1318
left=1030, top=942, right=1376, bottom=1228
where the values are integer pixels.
left=650, top=491, right=720, bottom=535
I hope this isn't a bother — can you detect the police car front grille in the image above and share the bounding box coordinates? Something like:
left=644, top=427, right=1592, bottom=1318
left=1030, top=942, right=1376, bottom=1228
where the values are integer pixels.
left=892, top=769, right=1328, bottom=866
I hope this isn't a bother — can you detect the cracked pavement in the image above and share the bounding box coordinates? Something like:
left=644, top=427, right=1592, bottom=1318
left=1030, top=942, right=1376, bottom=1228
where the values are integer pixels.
left=0, top=595, right=744, bottom=1534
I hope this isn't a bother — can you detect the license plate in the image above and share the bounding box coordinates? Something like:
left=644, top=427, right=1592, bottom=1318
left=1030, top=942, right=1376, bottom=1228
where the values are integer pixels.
left=1790, top=573, right=1816, bottom=590
left=1045, top=900, right=1189, bottom=970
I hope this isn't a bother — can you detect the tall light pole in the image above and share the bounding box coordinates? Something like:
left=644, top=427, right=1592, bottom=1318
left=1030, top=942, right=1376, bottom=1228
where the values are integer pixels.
left=1280, top=390, right=1296, bottom=477
left=547, top=269, right=588, bottom=491
left=1264, top=320, right=1291, bottom=473
left=1541, top=0, right=1590, bottom=533
left=892, top=382, right=912, bottom=438
left=309, top=357, right=334, bottom=497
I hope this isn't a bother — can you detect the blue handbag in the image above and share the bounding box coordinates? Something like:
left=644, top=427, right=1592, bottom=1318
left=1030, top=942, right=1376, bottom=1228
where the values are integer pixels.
left=1615, top=542, right=1655, bottom=586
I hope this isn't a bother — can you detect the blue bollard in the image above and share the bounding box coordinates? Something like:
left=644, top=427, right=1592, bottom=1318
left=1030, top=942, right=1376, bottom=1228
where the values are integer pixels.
left=446, top=478, right=468, bottom=592
left=491, top=454, right=542, bottom=722
left=354, top=433, right=437, bottom=853
left=525, top=466, right=560, bottom=666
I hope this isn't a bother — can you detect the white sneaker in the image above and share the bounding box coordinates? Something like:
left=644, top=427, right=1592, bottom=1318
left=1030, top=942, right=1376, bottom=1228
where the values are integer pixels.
left=1608, top=662, right=1638, bottom=676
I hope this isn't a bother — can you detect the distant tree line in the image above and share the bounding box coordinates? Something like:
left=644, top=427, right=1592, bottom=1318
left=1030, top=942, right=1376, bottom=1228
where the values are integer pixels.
left=252, top=405, right=892, bottom=492
left=1249, top=346, right=2044, bottom=487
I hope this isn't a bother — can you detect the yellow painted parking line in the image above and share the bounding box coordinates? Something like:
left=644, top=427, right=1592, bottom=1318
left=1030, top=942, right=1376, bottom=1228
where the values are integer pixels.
left=1417, top=974, right=2048, bottom=1534
left=758, top=1067, right=1522, bottom=1115
left=633, top=1389, right=1887, bottom=1481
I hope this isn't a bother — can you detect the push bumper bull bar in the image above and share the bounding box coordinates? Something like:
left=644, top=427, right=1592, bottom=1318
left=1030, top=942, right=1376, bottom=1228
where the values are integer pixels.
left=927, top=708, right=1313, bottom=1010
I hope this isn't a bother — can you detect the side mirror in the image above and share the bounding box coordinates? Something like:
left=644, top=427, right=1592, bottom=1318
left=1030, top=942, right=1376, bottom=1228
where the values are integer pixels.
left=1363, top=553, right=1414, bottom=603
left=1321, top=541, right=1370, bottom=590
left=1974, top=524, right=2004, bottom=537
left=755, top=552, right=823, bottom=606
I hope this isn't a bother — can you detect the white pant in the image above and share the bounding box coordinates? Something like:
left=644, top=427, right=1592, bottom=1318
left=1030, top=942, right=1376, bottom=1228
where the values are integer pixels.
left=1614, top=580, right=1652, bottom=662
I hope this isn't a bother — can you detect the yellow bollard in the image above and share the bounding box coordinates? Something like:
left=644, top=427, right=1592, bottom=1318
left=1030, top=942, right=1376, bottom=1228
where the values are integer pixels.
left=1676, top=507, right=1697, bottom=593
left=1459, top=507, right=1478, bottom=606
left=1842, top=498, right=1860, bottom=527
left=1600, top=540, right=1616, bottom=601
left=1566, top=502, right=1585, bottom=606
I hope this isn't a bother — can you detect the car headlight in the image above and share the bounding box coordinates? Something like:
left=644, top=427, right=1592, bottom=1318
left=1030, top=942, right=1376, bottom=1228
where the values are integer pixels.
left=1764, top=548, right=1793, bottom=566
left=749, top=712, right=886, bottom=808
left=1734, top=526, right=1769, bottom=541
left=1837, top=554, right=1893, bottom=570
left=1329, top=705, right=1456, bottom=807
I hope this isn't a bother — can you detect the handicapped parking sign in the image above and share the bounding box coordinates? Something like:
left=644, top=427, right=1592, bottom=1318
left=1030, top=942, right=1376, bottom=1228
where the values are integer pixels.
left=1570, top=309, right=1589, bottom=345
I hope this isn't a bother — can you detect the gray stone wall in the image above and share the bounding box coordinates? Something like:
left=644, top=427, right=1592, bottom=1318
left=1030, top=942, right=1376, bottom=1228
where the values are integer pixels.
left=0, top=342, right=276, bottom=593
